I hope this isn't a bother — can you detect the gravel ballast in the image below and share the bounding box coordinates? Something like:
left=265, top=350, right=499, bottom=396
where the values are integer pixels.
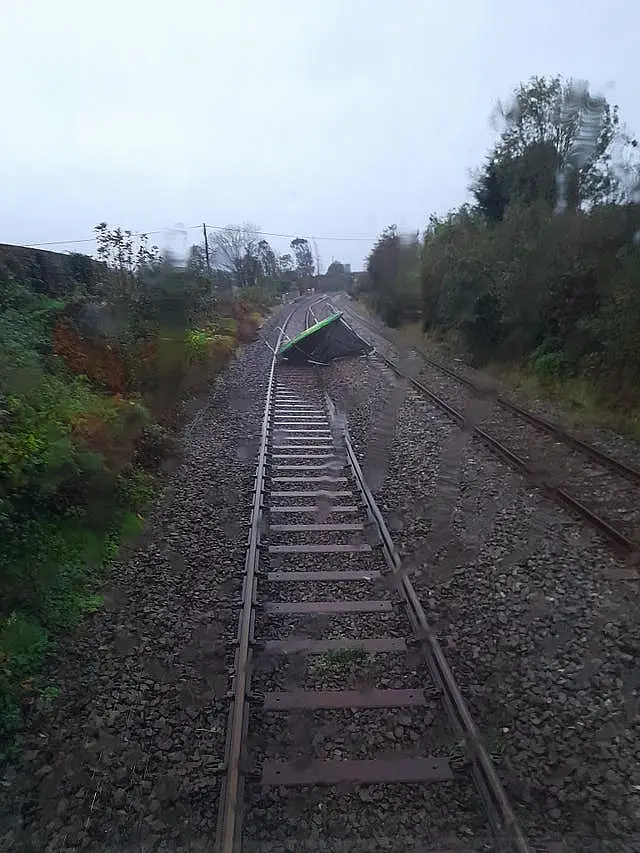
left=5, top=295, right=638, bottom=852
left=241, top=351, right=499, bottom=853
left=321, top=305, right=640, bottom=852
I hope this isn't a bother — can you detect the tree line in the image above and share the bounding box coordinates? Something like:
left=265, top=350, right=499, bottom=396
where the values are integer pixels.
left=359, top=75, right=640, bottom=412
left=183, top=225, right=353, bottom=294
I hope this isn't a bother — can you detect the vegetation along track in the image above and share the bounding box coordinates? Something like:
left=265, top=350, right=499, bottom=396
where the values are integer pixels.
left=332, top=297, right=640, bottom=560
left=216, top=300, right=530, bottom=853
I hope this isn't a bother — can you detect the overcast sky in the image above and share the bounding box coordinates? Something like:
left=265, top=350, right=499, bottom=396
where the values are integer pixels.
left=2, top=0, right=638, bottom=270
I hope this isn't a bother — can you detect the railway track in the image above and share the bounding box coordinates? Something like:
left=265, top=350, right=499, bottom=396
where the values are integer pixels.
left=332, top=297, right=640, bottom=558
left=216, top=301, right=530, bottom=852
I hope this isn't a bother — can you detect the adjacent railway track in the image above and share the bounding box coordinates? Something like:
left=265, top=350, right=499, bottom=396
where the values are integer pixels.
left=216, top=301, right=530, bottom=852
left=332, top=297, right=640, bottom=557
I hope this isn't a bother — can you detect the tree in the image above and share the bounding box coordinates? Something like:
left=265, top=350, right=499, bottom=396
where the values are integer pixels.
left=472, top=142, right=560, bottom=222
left=278, top=254, right=294, bottom=275
left=472, top=160, right=508, bottom=223
left=257, top=240, right=278, bottom=280
left=94, top=223, right=160, bottom=298
left=186, top=244, right=208, bottom=278
left=366, top=226, right=421, bottom=326
left=311, top=239, right=322, bottom=280
left=477, top=75, right=634, bottom=213
left=207, top=223, right=260, bottom=287
left=242, top=242, right=262, bottom=287
left=290, top=237, right=315, bottom=281
left=323, top=260, right=352, bottom=293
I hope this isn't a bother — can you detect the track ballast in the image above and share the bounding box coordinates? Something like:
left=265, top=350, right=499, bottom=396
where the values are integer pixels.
left=332, top=297, right=640, bottom=560
left=216, top=300, right=529, bottom=853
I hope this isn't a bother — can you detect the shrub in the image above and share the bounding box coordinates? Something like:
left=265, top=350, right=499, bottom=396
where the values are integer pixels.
left=420, top=202, right=640, bottom=391
left=1, top=243, right=265, bottom=748
left=135, top=423, right=176, bottom=467
left=1, top=614, right=48, bottom=684
left=531, top=349, right=571, bottom=380
left=117, top=466, right=156, bottom=512
left=240, top=286, right=274, bottom=312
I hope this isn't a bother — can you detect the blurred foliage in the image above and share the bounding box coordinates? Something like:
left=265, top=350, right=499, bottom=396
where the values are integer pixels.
left=363, top=74, right=640, bottom=421
left=471, top=75, right=635, bottom=218
left=0, top=224, right=271, bottom=752
left=321, top=261, right=355, bottom=293
left=357, top=225, right=422, bottom=327
left=421, top=200, right=640, bottom=394
left=199, top=224, right=320, bottom=294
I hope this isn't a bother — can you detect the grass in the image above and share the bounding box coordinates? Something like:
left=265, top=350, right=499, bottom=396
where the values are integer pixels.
left=491, top=363, right=640, bottom=440
left=309, top=648, right=373, bottom=676
left=482, top=724, right=509, bottom=758
left=360, top=305, right=640, bottom=441
left=352, top=299, right=375, bottom=320
left=0, top=490, right=154, bottom=758
left=446, top=726, right=508, bottom=765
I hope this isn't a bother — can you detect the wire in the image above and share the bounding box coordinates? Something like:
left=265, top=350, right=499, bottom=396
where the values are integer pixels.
left=23, top=222, right=382, bottom=250
left=207, top=226, right=376, bottom=242
left=24, top=225, right=203, bottom=249
left=25, top=237, right=96, bottom=247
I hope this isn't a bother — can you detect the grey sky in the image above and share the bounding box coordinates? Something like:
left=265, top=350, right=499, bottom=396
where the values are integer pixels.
left=2, top=0, right=638, bottom=270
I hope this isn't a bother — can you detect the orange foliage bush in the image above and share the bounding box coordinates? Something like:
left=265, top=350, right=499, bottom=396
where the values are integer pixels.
left=128, top=338, right=159, bottom=392
left=229, top=300, right=261, bottom=343
left=53, top=319, right=128, bottom=394
left=53, top=306, right=253, bottom=434
left=71, top=401, right=147, bottom=473
left=71, top=411, right=118, bottom=464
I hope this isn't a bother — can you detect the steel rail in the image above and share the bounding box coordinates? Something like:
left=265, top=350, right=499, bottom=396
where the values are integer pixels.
left=215, top=307, right=296, bottom=853
left=338, top=301, right=640, bottom=485
left=376, top=346, right=634, bottom=554
left=334, top=302, right=636, bottom=555
left=324, top=392, right=532, bottom=853
left=218, top=297, right=530, bottom=850
left=305, top=293, right=334, bottom=330
left=304, top=304, right=314, bottom=329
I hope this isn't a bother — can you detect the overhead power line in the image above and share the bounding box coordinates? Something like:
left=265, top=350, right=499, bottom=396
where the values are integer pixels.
left=210, top=226, right=377, bottom=243
left=24, top=225, right=203, bottom=249
left=23, top=222, right=384, bottom=250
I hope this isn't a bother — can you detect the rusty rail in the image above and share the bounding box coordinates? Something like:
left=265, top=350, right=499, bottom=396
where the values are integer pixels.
left=326, top=392, right=531, bottom=852
left=341, top=302, right=640, bottom=485
left=335, top=301, right=636, bottom=555
left=216, top=299, right=532, bottom=852
left=215, top=308, right=296, bottom=852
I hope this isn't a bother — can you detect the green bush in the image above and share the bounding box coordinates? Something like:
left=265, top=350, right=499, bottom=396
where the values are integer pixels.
left=0, top=242, right=263, bottom=749
left=1, top=614, right=48, bottom=683
left=0, top=614, right=49, bottom=754
left=117, top=466, right=156, bottom=511
left=135, top=422, right=175, bottom=466
left=420, top=203, right=640, bottom=391
left=185, top=328, right=214, bottom=363
left=531, top=349, right=571, bottom=380
left=241, top=285, right=275, bottom=312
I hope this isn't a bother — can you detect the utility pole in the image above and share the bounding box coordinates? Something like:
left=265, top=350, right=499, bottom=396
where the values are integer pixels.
left=312, top=238, right=321, bottom=294
left=203, top=223, right=211, bottom=274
